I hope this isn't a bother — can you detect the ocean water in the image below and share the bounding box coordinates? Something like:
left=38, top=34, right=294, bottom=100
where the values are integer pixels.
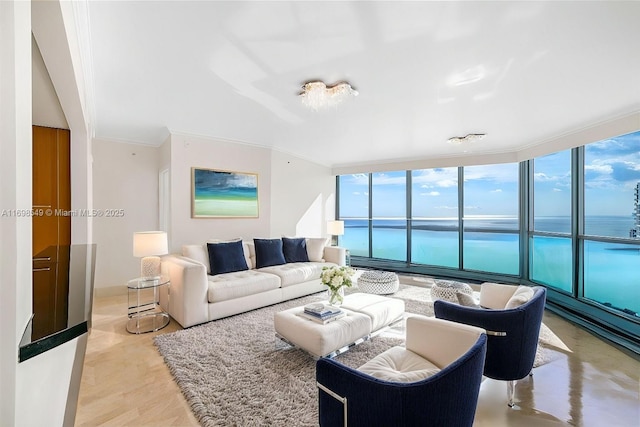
left=341, top=217, right=640, bottom=315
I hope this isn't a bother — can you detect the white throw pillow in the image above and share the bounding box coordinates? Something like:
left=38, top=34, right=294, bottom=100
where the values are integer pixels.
left=305, top=237, right=328, bottom=262
left=504, top=286, right=535, bottom=309
left=243, top=241, right=256, bottom=269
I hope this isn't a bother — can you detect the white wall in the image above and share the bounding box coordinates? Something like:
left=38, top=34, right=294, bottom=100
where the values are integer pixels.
left=168, top=133, right=273, bottom=251
left=270, top=150, right=335, bottom=238
left=32, top=36, right=68, bottom=129
left=91, top=132, right=336, bottom=292
left=92, top=140, right=160, bottom=290
left=0, top=2, right=32, bottom=424
left=0, top=1, right=94, bottom=426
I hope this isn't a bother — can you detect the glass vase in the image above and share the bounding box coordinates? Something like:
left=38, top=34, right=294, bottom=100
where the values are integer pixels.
left=327, top=287, right=345, bottom=306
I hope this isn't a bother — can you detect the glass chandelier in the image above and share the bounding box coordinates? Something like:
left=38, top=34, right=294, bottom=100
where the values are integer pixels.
left=299, top=81, right=358, bottom=111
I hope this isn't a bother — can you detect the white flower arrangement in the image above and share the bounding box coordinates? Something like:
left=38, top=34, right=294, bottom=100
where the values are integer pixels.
left=321, top=266, right=355, bottom=305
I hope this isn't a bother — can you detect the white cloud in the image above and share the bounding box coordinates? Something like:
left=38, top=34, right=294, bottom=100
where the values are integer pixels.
left=372, top=173, right=406, bottom=185
left=436, top=179, right=457, bottom=188
left=553, top=188, right=562, bottom=192
left=412, top=168, right=458, bottom=187
left=585, top=164, right=613, bottom=174
left=420, top=191, right=440, bottom=196
left=346, top=174, right=369, bottom=185
left=463, top=163, right=519, bottom=183
left=491, top=189, right=503, bottom=193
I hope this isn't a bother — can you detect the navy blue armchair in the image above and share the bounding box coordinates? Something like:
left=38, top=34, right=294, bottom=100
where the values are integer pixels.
left=316, top=316, right=487, bottom=427
left=434, top=285, right=547, bottom=407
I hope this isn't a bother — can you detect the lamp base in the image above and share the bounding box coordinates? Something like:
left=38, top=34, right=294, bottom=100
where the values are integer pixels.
left=140, top=256, right=161, bottom=279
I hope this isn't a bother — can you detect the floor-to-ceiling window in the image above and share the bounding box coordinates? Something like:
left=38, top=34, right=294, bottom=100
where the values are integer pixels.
left=582, top=132, right=640, bottom=316
left=411, top=168, right=459, bottom=268
left=335, top=130, right=640, bottom=352
left=530, top=150, right=573, bottom=292
left=463, top=163, right=520, bottom=275
left=372, top=171, right=406, bottom=261
left=338, top=174, right=369, bottom=256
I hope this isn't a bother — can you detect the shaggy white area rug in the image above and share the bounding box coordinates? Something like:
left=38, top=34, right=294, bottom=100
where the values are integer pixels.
left=154, top=284, right=563, bottom=426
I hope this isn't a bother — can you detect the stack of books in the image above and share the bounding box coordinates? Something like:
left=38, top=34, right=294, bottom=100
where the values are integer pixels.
left=298, top=303, right=346, bottom=324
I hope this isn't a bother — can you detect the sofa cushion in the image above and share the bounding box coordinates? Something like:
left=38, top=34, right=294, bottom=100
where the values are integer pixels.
left=306, top=237, right=328, bottom=262
left=254, top=238, right=286, bottom=268
left=207, top=241, right=248, bottom=275
left=259, top=262, right=331, bottom=287
left=207, top=270, right=280, bottom=303
left=282, top=237, right=310, bottom=263
left=358, top=346, right=441, bottom=383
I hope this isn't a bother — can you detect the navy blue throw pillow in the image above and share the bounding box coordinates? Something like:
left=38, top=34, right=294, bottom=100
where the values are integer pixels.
left=254, top=238, right=286, bottom=268
left=282, top=237, right=309, bottom=263
left=207, top=241, right=248, bottom=275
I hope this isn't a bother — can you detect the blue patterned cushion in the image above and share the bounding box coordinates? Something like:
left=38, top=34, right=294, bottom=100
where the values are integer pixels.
left=282, top=237, right=309, bottom=263
left=254, top=238, right=286, bottom=268
left=207, top=241, right=248, bottom=275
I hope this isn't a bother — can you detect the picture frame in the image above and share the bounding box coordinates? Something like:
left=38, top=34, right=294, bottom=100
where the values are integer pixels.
left=191, top=167, right=259, bottom=218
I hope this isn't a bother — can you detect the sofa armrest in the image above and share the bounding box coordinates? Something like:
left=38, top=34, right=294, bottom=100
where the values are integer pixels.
left=323, top=246, right=346, bottom=266
left=160, top=254, right=210, bottom=328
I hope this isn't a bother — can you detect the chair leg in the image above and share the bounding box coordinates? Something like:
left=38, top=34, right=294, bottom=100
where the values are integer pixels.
left=507, top=380, right=517, bottom=407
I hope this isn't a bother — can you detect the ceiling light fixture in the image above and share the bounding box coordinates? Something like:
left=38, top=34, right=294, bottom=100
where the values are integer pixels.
left=299, top=81, right=358, bottom=111
left=447, top=133, right=486, bottom=145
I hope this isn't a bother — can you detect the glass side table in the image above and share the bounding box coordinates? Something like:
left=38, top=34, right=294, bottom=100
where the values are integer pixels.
left=127, top=276, right=170, bottom=334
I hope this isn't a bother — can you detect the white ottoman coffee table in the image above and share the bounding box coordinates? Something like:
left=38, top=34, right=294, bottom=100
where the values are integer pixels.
left=274, top=293, right=405, bottom=358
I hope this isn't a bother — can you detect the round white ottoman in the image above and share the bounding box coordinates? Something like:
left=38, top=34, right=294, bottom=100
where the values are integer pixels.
left=431, top=280, right=473, bottom=303
left=357, top=270, right=400, bottom=295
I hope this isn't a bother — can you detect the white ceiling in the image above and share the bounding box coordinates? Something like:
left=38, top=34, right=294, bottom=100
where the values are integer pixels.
left=87, top=1, right=640, bottom=169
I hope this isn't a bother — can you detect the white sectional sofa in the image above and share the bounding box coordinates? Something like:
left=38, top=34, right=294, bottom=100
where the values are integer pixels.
left=160, top=238, right=346, bottom=328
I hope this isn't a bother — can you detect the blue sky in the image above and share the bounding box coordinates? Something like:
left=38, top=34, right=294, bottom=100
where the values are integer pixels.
left=340, top=130, right=640, bottom=218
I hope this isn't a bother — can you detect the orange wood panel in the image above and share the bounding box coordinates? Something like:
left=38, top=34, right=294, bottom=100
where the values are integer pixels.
left=31, top=126, right=71, bottom=339
left=58, top=128, right=71, bottom=245
left=32, top=126, right=59, bottom=255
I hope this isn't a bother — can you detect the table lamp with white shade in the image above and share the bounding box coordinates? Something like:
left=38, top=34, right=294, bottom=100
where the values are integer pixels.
left=327, top=220, right=344, bottom=246
left=133, top=231, right=168, bottom=278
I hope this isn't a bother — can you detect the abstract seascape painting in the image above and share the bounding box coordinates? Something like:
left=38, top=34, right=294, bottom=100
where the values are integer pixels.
left=191, top=168, right=259, bottom=218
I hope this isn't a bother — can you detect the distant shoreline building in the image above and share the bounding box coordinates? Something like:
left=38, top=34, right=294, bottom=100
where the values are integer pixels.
left=631, top=182, right=640, bottom=238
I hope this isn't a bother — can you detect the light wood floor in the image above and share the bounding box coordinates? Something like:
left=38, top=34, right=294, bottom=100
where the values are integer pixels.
left=75, top=288, right=639, bottom=427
